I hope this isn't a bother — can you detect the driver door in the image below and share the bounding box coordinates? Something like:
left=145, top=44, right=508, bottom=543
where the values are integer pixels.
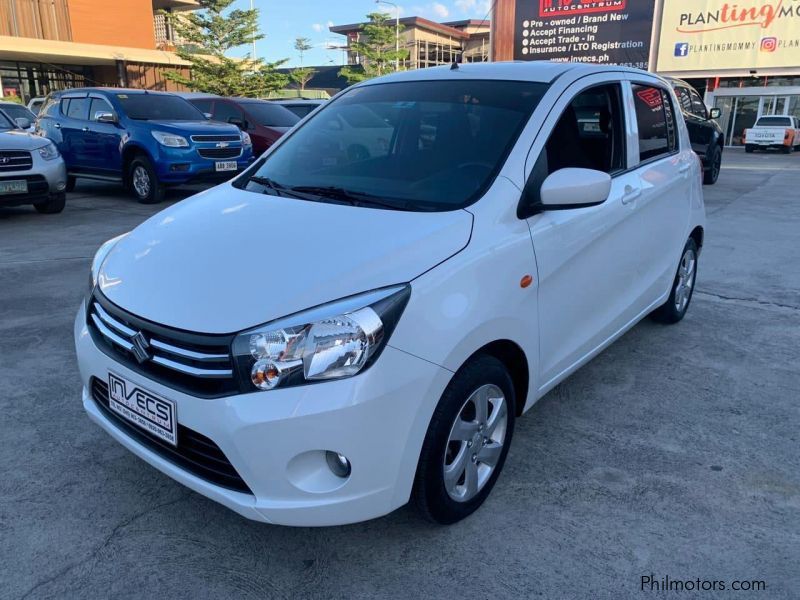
left=522, top=77, right=643, bottom=392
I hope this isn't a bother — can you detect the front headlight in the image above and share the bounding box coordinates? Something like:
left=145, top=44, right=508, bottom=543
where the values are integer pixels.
left=241, top=131, right=252, bottom=146
left=232, top=285, right=410, bottom=391
left=89, top=233, right=129, bottom=293
left=151, top=130, right=189, bottom=148
left=38, top=142, right=60, bottom=161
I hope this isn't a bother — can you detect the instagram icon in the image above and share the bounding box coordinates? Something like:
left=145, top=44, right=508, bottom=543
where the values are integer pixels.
left=760, top=37, right=777, bottom=52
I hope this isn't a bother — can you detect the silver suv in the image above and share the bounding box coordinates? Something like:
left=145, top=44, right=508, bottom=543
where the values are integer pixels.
left=0, top=111, right=67, bottom=214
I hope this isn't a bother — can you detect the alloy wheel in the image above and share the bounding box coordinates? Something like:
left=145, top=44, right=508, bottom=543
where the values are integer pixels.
left=132, top=165, right=151, bottom=198
left=674, top=247, right=697, bottom=312
left=443, top=384, right=508, bottom=502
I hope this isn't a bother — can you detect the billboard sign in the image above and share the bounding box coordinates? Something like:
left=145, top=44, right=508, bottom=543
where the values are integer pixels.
left=657, top=0, right=800, bottom=72
left=514, top=0, right=656, bottom=69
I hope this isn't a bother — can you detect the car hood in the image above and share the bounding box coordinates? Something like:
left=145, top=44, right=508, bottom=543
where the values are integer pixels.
left=143, top=120, right=241, bottom=137
left=0, top=129, right=50, bottom=150
left=98, top=185, right=473, bottom=334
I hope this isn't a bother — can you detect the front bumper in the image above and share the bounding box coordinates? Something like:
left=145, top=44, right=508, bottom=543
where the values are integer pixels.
left=153, top=145, right=254, bottom=185
left=0, top=153, right=66, bottom=207
left=74, top=302, right=451, bottom=526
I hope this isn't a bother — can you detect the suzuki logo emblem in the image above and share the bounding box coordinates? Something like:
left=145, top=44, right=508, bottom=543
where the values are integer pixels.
left=130, top=331, right=151, bottom=363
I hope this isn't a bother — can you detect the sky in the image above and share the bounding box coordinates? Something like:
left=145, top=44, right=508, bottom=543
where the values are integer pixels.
left=231, top=0, right=493, bottom=68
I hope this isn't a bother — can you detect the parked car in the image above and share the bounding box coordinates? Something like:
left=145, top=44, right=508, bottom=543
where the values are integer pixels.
left=743, top=115, right=800, bottom=153
left=270, top=98, right=326, bottom=119
left=37, top=88, right=253, bottom=203
left=0, top=102, right=36, bottom=132
left=180, top=93, right=300, bottom=155
left=27, top=97, right=47, bottom=115
left=76, top=62, right=705, bottom=526
left=0, top=110, right=67, bottom=213
left=667, top=78, right=724, bottom=184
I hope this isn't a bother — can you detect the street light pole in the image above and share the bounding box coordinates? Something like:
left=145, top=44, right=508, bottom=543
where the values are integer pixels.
left=375, top=0, right=400, bottom=71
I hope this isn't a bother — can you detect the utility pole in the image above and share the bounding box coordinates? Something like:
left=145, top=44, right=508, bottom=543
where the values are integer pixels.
left=375, top=0, right=400, bottom=70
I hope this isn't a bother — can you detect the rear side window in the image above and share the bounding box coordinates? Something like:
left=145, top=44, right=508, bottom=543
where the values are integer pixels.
left=62, top=97, right=89, bottom=120
left=632, top=85, right=678, bottom=162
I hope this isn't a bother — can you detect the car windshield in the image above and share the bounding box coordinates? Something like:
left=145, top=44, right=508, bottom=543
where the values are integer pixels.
left=282, top=103, right=321, bottom=118
left=0, top=111, right=15, bottom=130
left=237, top=80, right=547, bottom=211
left=241, top=102, right=300, bottom=128
left=756, top=117, right=792, bottom=127
left=1, top=105, right=34, bottom=123
left=117, top=94, right=205, bottom=121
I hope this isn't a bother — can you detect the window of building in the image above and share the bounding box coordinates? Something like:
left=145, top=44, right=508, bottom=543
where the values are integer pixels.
left=632, top=84, right=677, bottom=162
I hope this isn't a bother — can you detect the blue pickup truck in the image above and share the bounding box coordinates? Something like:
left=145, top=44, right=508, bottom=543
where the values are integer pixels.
left=36, top=88, right=253, bottom=203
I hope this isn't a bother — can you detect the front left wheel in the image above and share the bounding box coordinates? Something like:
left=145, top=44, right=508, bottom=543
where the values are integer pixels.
left=33, top=192, right=66, bottom=214
left=128, top=156, right=165, bottom=204
left=413, top=355, right=516, bottom=525
left=703, top=145, right=721, bottom=185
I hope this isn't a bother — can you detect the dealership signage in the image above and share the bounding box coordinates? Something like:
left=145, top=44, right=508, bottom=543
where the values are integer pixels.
left=657, top=0, right=800, bottom=72
left=513, top=0, right=656, bottom=69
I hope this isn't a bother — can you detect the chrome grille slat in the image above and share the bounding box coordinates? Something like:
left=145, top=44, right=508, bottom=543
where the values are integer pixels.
left=151, top=355, right=233, bottom=378
left=0, top=151, right=33, bottom=171
left=149, top=338, right=229, bottom=363
left=94, top=303, right=137, bottom=337
left=190, top=134, right=241, bottom=143
left=90, top=313, right=136, bottom=353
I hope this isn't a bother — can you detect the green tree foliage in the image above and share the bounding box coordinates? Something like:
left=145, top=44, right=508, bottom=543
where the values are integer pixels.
left=294, top=37, right=313, bottom=66
left=339, top=12, right=409, bottom=85
left=290, top=67, right=315, bottom=91
left=163, top=0, right=289, bottom=97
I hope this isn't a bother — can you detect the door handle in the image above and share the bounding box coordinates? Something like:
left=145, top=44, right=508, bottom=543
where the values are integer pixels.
left=621, top=185, right=641, bottom=205
left=82, top=127, right=90, bottom=132
left=53, top=123, right=61, bottom=129
left=679, top=163, right=691, bottom=174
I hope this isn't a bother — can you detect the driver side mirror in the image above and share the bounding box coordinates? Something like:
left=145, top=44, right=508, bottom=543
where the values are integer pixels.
left=15, top=117, right=31, bottom=129
left=95, top=111, right=118, bottom=124
left=540, top=168, right=611, bottom=209
left=709, top=107, right=722, bottom=120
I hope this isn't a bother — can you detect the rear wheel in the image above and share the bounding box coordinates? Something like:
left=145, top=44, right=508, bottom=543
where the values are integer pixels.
left=651, top=238, right=699, bottom=324
left=782, top=144, right=794, bottom=154
left=413, top=355, right=516, bottom=525
left=33, top=192, right=66, bottom=214
left=128, top=155, right=165, bottom=204
left=703, top=145, right=721, bottom=185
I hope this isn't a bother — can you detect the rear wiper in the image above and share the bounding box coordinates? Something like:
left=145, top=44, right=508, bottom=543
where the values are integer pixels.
left=288, top=186, right=406, bottom=210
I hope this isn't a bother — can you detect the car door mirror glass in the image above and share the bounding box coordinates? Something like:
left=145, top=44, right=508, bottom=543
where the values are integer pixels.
left=203, top=112, right=212, bottom=119
left=95, top=111, right=118, bottom=124
left=540, top=168, right=611, bottom=209
left=709, top=107, right=721, bottom=120
left=15, top=117, right=31, bottom=129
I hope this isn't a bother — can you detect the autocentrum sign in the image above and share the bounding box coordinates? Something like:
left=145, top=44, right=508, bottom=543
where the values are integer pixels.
left=656, top=0, right=800, bottom=72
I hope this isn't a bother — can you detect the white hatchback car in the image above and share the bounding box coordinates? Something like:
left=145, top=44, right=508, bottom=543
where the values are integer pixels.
left=75, top=62, right=705, bottom=526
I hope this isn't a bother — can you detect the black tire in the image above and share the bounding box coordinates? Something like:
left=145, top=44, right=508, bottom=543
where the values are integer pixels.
left=128, top=155, right=165, bottom=204
left=703, top=145, right=721, bottom=185
left=412, top=354, right=516, bottom=525
left=33, top=192, right=66, bottom=214
left=651, top=238, right=699, bottom=324
left=65, top=176, right=76, bottom=193
left=782, top=145, right=794, bottom=154
left=745, top=145, right=755, bottom=153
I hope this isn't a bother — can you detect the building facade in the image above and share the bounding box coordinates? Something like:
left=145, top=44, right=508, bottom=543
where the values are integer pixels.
left=0, top=0, right=196, bottom=102
left=491, top=0, right=800, bottom=147
left=330, top=17, right=490, bottom=71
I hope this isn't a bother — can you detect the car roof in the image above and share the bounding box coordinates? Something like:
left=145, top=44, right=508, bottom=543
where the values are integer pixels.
left=175, top=92, right=221, bottom=99
left=0, top=101, right=31, bottom=107
left=358, top=60, right=648, bottom=87
left=53, top=88, right=180, bottom=97
left=271, top=99, right=325, bottom=104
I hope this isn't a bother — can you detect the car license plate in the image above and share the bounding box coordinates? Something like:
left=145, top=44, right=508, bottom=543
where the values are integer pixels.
left=0, top=180, right=28, bottom=195
left=215, top=161, right=237, bottom=172
left=107, top=372, right=177, bottom=446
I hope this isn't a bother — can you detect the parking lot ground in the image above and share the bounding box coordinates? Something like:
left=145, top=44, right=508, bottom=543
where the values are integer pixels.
left=1, top=152, right=799, bottom=599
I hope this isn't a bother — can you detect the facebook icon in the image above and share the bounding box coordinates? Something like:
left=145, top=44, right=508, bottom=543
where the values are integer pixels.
left=674, top=42, right=689, bottom=57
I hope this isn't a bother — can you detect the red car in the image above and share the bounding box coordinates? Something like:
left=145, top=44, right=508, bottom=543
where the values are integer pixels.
left=181, top=94, right=300, bottom=155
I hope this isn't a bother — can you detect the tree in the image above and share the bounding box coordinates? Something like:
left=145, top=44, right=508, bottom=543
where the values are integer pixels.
left=339, top=12, right=408, bottom=85
left=290, top=67, right=315, bottom=92
left=163, top=0, right=289, bottom=97
left=294, top=37, right=313, bottom=66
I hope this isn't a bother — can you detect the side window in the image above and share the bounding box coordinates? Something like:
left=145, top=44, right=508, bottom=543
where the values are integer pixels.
left=89, top=97, right=114, bottom=121
left=63, top=97, right=89, bottom=120
left=521, top=83, right=626, bottom=215
left=212, top=101, right=244, bottom=126
left=675, top=86, right=693, bottom=114
left=688, top=89, right=707, bottom=119
left=632, top=85, right=677, bottom=162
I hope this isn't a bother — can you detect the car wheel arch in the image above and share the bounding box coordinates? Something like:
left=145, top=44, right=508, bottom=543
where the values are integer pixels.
left=122, top=144, right=150, bottom=183
left=690, top=225, right=704, bottom=252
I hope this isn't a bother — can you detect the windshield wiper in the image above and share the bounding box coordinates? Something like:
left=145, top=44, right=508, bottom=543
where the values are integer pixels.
left=288, top=186, right=407, bottom=210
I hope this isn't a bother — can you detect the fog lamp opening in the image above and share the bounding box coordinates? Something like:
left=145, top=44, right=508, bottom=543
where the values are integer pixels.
left=325, top=451, right=351, bottom=478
